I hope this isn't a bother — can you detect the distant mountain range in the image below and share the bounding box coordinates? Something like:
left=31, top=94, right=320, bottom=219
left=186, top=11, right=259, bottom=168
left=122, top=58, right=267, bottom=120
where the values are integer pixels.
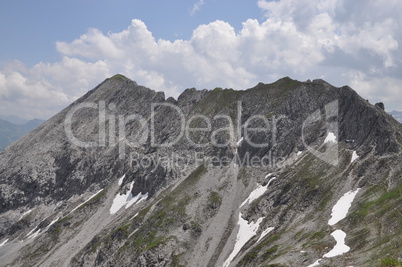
left=0, top=115, right=32, bottom=125
left=389, top=110, right=402, bottom=123
left=0, top=118, right=44, bottom=151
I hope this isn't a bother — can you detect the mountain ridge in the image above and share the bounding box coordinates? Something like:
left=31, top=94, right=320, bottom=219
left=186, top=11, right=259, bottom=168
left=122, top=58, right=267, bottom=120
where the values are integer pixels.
left=0, top=75, right=401, bottom=267
left=0, top=115, right=38, bottom=125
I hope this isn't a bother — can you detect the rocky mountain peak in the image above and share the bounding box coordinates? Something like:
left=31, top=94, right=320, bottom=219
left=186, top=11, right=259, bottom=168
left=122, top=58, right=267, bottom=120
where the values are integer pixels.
left=0, top=75, right=401, bottom=267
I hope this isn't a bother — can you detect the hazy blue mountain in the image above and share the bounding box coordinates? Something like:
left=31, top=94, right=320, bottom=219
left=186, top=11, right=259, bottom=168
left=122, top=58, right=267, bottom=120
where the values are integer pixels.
left=390, top=110, right=402, bottom=123
left=0, top=114, right=29, bottom=125
left=0, top=118, right=44, bottom=151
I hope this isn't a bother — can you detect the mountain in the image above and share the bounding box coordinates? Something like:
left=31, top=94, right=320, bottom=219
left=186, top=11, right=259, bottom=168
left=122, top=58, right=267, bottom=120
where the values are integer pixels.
left=0, top=118, right=45, bottom=151
left=0, top=115, right=30, bottom=125
left=0, top=75, right=401, bottom=267
left=390, top=110, right=402, bottom=123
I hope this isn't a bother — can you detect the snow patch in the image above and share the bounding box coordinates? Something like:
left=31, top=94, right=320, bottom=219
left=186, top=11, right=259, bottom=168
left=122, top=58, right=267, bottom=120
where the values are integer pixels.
left=223, top=214, right=264, bottom=267
left=328, top=188, right=360, bottom=226
left=118, top=174, right=126, bottom=186
left=324, top=132, right=337, bottom=144
left=69, top=189, right=104, bottom=215
left=0, top=239, right=8, bottom=247
left=18, top=209, right=32, bottom=221
left=265, top=173, right=273, bottom=178
left=126, top=192, right=148, bottom=208
left=26, top=226, right=38, bottom=237
left=257, top=227, right=274, bottom=243
left=128, top=229, right=139, bottom=238
left=110, top=182, right=148, bottom=215
left=308, top=188, right=360, bottom=266
left=130, top=212, right=139, bottom=220
left=323, top=230, right=350, bottom=257
left=110, top=182, right=134, bottom=214
left=46, top=217, right=60, bottom=230
left=27, top=229, right=41, bottom=239
left=26, top=218, right=59, bottom=239
left=223, top=173, right=276, bottom=265
left=351, top=151, right=359, bottom=163
left=240, top=177, right=276, bottom=207
left=237, top=137, right=244, bottom=146
left=307, top=259, right=321, bottom=267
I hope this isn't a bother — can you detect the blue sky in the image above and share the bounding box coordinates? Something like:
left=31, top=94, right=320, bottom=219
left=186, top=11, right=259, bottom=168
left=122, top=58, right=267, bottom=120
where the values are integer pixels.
left=0, top=0, right=263, bottom=66
left=1, top=0, right=402, bottom=119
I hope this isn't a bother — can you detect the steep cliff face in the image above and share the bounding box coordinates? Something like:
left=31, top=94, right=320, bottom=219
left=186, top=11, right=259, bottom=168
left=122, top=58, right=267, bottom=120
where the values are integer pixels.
left=0, top=75, right=401, bottom=267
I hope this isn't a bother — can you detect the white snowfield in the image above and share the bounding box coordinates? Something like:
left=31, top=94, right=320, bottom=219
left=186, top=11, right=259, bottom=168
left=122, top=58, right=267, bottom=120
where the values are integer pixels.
left=324, top=132, right=337, bottom=144
left=351, top=151, right=359, bottom=163
left=110, top=182, right=134, bottom=214
left=110, top=181, right=148, bottom=215
left=307, top=188, right=361, bottom=266
left=224, top=173, right=276, bottom=267
left=328, top=188, right=360, bottom=226
left=240, top=177, right=276, bottom=208
left=223, top=214, right=264, bottom=267
left=323, top=230, right=350, bottom=257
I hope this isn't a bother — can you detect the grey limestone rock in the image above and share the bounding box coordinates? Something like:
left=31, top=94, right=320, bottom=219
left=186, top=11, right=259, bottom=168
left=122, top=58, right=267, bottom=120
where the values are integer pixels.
left=0, top=75, right=401, bottom=267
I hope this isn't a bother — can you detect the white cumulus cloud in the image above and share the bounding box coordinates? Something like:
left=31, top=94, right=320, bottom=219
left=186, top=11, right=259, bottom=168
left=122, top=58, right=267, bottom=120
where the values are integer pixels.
left=1, top=0, right=402, bottom=119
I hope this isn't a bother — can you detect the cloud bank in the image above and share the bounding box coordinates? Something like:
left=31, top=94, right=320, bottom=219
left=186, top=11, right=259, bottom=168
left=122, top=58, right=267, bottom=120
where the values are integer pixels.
left=1, top=0, right=401, bottom=119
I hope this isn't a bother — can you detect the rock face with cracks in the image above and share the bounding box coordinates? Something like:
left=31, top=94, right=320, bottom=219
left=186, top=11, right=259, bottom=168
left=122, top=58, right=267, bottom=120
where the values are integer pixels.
left=0, top=75, right=402, bottom=267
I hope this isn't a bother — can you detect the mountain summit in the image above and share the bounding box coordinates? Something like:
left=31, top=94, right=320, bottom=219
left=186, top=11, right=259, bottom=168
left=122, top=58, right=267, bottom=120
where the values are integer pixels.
left=0, top=76, right=401, bottom=266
